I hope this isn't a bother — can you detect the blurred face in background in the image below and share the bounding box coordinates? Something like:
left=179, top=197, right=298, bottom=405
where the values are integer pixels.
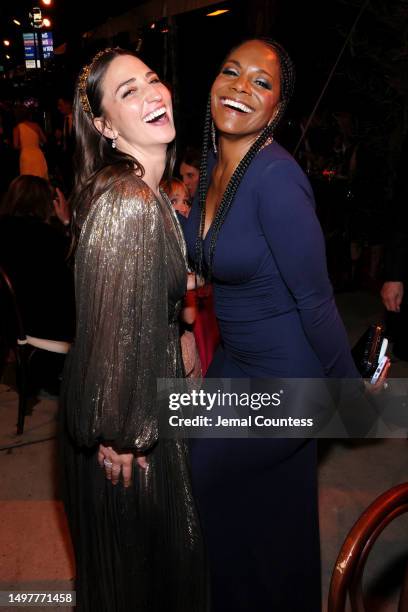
left=169, top=182, right=191, bottom=217
left=180, top=162, right=199, bottom=199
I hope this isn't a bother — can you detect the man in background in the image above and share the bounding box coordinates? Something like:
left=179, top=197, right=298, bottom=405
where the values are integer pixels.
left=381, top=135, right=408, bottom=360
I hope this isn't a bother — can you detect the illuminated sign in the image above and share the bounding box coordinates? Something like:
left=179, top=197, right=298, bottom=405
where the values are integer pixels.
left=41, top=31, right=53, bottom=59
left=23, top=33, right=41, bottom=69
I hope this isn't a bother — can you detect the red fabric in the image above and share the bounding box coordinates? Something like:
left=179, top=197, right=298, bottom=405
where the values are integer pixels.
left=192, top=284, right=220, bottom=375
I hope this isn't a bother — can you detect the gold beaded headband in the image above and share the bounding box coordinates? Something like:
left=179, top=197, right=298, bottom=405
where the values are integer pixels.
left=77, top=48, right=115, bottom=118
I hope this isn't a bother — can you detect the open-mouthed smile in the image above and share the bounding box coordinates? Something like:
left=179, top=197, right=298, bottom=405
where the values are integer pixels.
left=220, top=97, right=255, bottom=114
left=143, top=106, right=168, bottom=123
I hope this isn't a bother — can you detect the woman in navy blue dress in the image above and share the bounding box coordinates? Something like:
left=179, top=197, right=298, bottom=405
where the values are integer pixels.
left=183, top=39, right=362, bottom=611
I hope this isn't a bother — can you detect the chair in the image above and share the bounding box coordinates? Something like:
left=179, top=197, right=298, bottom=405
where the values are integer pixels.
left=328, top=482, right=408, bottom=612
left=0, top=264, right=70, bottom=434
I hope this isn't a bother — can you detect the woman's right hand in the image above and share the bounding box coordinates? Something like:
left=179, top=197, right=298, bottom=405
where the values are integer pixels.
left=98, top=444, right=148, bottom=488
left=364, top=359, right=391, bottom=395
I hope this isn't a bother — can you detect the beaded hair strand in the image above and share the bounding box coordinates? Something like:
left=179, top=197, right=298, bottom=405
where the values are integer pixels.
left=195, top=95, right=213, bottom=279
left=194, top=39, right=295, bottom=280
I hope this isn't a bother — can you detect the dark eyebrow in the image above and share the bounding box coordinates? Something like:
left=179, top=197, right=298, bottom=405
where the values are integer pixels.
left=225, top=59, right=241, bottom=69
left=115, top=71, right=157, bottom=95
left=115, top=77, right=136, bottom=95
left=256, top=68, right=274, bottom=79
left=224, top=59, right=273, bottom=79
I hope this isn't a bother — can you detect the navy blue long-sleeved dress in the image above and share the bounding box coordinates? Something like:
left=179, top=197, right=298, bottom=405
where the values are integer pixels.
left=183, top=142, right=359, bottom=612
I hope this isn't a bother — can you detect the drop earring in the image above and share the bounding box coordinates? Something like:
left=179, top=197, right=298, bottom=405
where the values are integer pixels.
left=111, top=136, right=118, bottom=149
left=268, top=103, right=281, bottom=126
left=211, top=120, right=218, bottom=155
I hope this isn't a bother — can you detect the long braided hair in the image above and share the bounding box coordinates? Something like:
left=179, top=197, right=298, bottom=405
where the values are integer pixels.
left=194, top=38, right=295, bottom=280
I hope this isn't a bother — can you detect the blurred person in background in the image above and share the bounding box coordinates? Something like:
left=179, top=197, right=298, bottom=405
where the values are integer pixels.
left=161, top=178, right=201, bottom=377
left=0, top=175, right=74, bottom=393
left=179, top=147, right=220, bottom=373
left=381, top=133, right=408, bottom=359
left=179, top=146, right=200, bottom=199
left=161, top=176, right=191, bottom=217
left=13, top=104, right=48, bottom=179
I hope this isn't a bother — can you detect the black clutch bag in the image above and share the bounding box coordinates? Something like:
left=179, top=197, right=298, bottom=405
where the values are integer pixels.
left=351, top=323, right=385, bottom=377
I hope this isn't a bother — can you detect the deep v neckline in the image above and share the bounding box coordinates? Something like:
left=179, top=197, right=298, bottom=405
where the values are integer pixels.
left=202, top=217, right=215, bottom=242
left=201, top=137, right=275, bottom=242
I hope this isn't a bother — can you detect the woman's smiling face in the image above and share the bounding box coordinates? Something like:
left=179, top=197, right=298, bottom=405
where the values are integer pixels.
left=96, top=54, right=175, bottom=152
left=211, top=40, right=281, bottom=139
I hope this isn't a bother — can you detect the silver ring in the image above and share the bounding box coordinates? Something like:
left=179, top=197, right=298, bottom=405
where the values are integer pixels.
left=103, top=458, right=113, bottom=468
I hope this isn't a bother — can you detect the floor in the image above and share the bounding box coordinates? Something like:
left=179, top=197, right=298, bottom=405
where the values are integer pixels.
left=0, top=290, right=407, bottom=611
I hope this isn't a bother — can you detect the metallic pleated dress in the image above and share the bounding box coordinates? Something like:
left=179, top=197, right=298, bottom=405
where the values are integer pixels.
left=60, top=174, right=207, bottom=611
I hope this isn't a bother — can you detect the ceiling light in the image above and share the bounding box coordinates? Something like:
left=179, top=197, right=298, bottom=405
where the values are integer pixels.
left=206, top=9, right=230, bottom=16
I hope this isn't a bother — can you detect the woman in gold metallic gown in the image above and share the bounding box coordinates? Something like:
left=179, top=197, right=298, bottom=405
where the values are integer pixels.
left=60, top=48, right=206, bottom=612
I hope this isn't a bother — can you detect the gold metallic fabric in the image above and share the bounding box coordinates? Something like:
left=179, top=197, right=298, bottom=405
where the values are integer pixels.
left=61, top=174, right=207, bottom=611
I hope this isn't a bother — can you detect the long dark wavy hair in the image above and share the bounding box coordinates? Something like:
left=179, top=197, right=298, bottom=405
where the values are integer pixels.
left=194, top=38, right=295, bottom=280
left=70, top=47, right=176, bottom=248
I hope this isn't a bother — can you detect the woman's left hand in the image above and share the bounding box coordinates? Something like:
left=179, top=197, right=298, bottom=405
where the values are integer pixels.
left=186, top=272, right=205, bottom=291
left=98, top=444, right=148, bottom=488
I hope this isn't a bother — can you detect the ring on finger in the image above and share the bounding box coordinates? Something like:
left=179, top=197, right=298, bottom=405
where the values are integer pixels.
left=103, top=458, right=113, bottom=468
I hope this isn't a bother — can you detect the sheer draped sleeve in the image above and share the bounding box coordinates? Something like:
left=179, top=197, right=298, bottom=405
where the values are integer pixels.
left=257, top=159, right=360, bottom=378
left=63, top=175, right=169, bottom=450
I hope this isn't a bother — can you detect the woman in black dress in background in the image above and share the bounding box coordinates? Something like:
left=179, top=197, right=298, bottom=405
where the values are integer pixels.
left=61, top=48, right=206, bottom=612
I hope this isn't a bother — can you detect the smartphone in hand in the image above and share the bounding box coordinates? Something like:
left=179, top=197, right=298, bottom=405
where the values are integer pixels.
left=370, top=355, right=390, bottom=385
